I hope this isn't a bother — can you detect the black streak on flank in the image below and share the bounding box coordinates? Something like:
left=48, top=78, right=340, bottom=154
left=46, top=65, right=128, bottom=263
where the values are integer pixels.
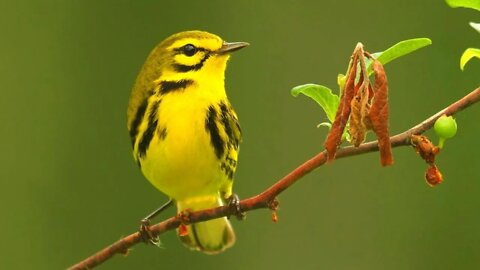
left=138, top=100, right=160, bottom=158
left=173, top=54, right=210, bottom=73
left=160, top=79, right=193, bottom=95
left=205, top=106, right=225, bottom=159
left=221, top=162, right=234, bottom=181
left=129, top=98, right=149, bottom=147
left=234, top=118, right=242, bottom=134
left=158, top=127, right=167, bottom=140
left=219, top=102, right=235, bottom=146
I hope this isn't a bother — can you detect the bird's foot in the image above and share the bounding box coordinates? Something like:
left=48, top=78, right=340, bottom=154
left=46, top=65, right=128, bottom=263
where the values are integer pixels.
left=227, top=193, right=246, bottom=220
left=139, top=219, right=160, bottom=246
left=138, top=199, right=174, bottom=245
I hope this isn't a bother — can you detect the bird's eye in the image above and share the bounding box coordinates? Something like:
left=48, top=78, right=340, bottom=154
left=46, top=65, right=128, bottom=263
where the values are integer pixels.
left=182, top=44, right=197, bottom=57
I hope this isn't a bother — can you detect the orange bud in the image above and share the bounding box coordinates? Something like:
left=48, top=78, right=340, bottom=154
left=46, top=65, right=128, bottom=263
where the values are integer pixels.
left=271, top=211, right=278, bottom=223
left=425, top=165, right=443, bottom=187
left=178, top=224, right=188, bottom=237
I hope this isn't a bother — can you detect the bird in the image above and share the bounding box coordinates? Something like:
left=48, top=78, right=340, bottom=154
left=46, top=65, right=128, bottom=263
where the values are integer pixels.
left=126, top=30, right=248, bottom=254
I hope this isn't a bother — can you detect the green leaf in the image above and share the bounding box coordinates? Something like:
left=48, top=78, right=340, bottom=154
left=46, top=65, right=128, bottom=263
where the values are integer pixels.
left=460, top=48, right=480, bottom=70
left=291, top=84, right=339, bottom=122
left=446, top=0, right=480, bottom=11
left=368, top=38, right=432, bottom=72
left=470, top=22, right=480, bottom=34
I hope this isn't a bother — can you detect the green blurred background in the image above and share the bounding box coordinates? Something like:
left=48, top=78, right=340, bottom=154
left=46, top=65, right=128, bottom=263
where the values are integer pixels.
left=1, top=0, right=479, bottom=269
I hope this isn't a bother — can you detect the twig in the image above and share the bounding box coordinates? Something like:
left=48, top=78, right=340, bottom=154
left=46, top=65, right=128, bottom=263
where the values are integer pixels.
left=68, top=87, right=480, bottom=270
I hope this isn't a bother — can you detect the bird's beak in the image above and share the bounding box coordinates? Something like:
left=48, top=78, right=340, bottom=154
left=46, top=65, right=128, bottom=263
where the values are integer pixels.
left=217, top=41, right=249, bottom=54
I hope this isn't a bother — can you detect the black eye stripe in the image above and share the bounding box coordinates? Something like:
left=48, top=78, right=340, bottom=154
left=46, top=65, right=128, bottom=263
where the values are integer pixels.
left=173, top=54, right=210, bottom=72
left=174, top=46, right=209, bottom=54
left=171, top=44, right=212, bottom=72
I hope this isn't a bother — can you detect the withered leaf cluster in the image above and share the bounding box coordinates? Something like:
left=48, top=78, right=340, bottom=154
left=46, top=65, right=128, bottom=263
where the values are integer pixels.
left=324, top=43, right=393, bottom=166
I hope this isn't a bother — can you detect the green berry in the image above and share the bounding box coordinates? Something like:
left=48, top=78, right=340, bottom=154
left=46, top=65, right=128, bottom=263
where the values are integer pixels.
left=434, top=115, right=457, bottom=149
left=434, top=115, right=457, bottom=139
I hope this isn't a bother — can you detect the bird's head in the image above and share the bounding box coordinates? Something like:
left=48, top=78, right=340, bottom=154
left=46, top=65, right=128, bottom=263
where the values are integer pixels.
left=146, top=31, right=249, bottom=82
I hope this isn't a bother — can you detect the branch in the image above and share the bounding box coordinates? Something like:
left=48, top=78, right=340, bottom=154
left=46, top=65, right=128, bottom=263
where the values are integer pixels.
left=69, top=87, right=480, bottom=270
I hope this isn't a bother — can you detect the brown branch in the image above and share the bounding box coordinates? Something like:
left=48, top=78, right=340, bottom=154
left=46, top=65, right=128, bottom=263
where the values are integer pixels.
left=69, top=87, right=480, bottom=270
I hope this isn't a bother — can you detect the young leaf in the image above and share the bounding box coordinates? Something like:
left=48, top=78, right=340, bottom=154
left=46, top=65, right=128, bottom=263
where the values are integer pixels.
left=291, top=84, right=340, bottom=122
left=470, top=22, right=480, bottom=33
left=460, top=48, right=480, bottom=70
left=446, top=0, right=480, bottom=11
left=368, top=38, right=432, bottom=73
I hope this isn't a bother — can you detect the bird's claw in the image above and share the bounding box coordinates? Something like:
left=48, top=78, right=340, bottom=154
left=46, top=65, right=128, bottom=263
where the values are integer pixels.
left=227, top=193, right=246, bottom=220
left=139, top=219, right=160, bottom=246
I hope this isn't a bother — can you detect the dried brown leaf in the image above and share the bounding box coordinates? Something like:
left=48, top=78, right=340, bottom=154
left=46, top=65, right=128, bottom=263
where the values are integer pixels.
left=368, top=60, right=393, bottom=166
left=324, top=53, right=358, bottom=161
left=410, top=135, right=440, bottom=165
left=349, top=70, right=370, bottom=147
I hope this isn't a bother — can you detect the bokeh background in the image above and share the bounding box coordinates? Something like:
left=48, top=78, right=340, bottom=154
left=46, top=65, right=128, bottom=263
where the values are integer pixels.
left=1, top=0, right=479, bottom=269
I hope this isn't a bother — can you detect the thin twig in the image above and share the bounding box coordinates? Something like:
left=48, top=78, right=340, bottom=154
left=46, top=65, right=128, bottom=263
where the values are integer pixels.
left=68, top=87, right=480, bottom=270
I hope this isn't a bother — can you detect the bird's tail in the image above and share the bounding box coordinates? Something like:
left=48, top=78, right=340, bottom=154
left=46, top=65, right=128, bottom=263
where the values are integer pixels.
left=176, top=195, right=235, bottom=254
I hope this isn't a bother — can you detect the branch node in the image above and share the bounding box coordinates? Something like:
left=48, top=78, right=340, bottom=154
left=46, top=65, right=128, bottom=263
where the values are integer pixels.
left=119, top=246, right=129, bottom=256
left=268, top=198, right=280, bottom=223
left=176, top=210, right=192, bottom=224
left=175, top=210, right=192, bottom=237
left=267, top=197, right=280, bottom=211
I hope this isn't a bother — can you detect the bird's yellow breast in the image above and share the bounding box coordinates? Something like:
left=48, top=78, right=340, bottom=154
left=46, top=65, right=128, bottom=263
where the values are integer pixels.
left=139, top=84, right=229, bottom=201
